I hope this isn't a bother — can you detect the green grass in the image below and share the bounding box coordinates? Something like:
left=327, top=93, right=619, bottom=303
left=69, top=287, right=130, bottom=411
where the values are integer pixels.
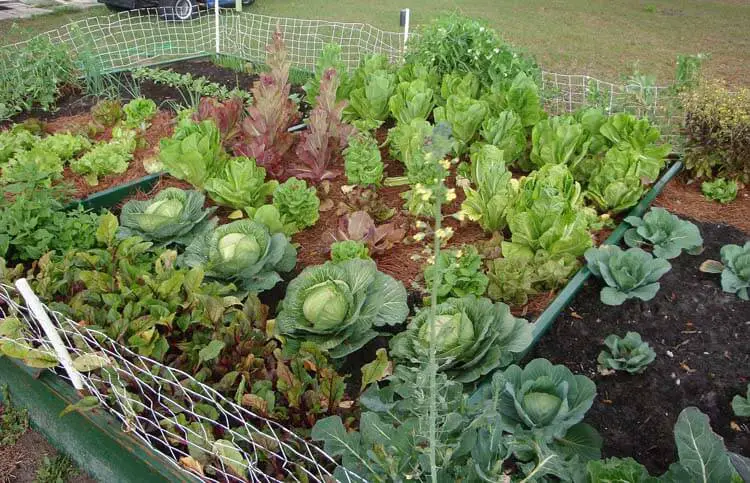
left=1, top=1, right=749, bottom=84
left=0, top=385, right=29, bottom=447
left=34, top=455, right=78, bottom=483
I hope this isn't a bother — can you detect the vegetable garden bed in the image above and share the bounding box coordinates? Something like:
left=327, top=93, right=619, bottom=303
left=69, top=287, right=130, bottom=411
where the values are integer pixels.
left=1, top=10, right=749, bottom=483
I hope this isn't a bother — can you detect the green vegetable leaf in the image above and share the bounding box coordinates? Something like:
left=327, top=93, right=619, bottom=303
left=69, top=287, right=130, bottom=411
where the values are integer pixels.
left=60, top=396, right=100, bottom=417
left=671, top=407, right=735, bottom=483
left=198, top=340, right=226, bottom=363
left=360, top=348, right=392, bottom=392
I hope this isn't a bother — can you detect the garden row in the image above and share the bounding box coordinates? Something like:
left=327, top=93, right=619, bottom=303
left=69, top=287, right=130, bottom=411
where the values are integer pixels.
left=0, top=13, right=749, bottom=483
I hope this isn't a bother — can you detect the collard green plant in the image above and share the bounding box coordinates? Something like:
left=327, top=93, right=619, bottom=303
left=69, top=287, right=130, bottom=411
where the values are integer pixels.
left=390, top=295, right=532, bottom=382
left=699, top=242, right=750, bottom=300
left=182, top=219, right=297, bottom=292
left=122, top=97, right=157, bottom=129
left=478, top=358, right=597, bottom=440
left=204, top=156, right=278, bottom=211
left=732, top=385, right=750, bottom=417
left=272, top=177, right=320, bottom=233
left=343, top=132, right=384, bottom=186
left=433, top=94, right=488, bottom=154
left=701, top=178, right=738, bottom=204
left=290, top=68, right=355, bottom=181
left=597, top=331, right=656, bottom=375
left=480, top=110, right=527, bottom=163
left=276, top=258, right=408, bottom=358
left=70, top=128, right=137, bottom=186
left=389, top=79, right=435, bottom=125
left=460, top=144, right=517, bottom=233
left=233, top=28, right=300, bottom=178
left=530, top=115, right=590, bottom=169
left=330, top=240, right=369, bottom=263
left=423, top=245, right=489, bottom=302
left=624, top=207, right=703, bottom=259
left=159, top=119, right=225, bottom=189
left=585, top=245, right=672, bottom=305
left=118, top=188, right=217, bottom=247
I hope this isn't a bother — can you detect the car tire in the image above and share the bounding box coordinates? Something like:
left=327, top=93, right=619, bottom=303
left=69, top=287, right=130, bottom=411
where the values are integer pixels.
left=159, top=0, right=198, bottom=21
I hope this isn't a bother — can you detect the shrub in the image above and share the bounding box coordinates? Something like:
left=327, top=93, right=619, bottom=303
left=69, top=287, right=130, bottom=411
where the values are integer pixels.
left=682, top=81, right=750, bottom=183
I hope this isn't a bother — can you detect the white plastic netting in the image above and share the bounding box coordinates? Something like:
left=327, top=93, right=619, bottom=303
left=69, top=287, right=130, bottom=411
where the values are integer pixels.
left=0, top=282, right=364, bottom=482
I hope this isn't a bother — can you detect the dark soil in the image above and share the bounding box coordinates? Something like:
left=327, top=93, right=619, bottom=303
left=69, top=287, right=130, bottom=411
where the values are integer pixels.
left=529, top=219, right=750, bottom=475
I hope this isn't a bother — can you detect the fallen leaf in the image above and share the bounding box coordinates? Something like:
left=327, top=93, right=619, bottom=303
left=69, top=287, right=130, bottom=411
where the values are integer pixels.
left=679, top=362, right=696, bottom=374
left=602, top=399, right=613, bottom=405
left=570, top=311, right=583, bottom=320
left=179, top=456, right=205, bottom=476
left=730, top=421, right=741, bottom=432
left=338, top=400, right=354, bottom=409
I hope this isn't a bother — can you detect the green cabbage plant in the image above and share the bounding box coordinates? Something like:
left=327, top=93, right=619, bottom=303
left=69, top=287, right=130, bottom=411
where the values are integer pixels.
left=479, top=358, right=596, bottom=440
left=585, top=245, right=672, bottom=305
left=480, top=110, right=526, bottom=163
left=272, top=177, right=320, bottom=233
left=423, top=245, right=489, bottom=302
left=204, top=156, right=278, bottom=210
left=119, top=188, right=217, bottom=247
left=460, top=144, right=517, bottom=233
left=597, top=331, right=656, bottom=375
left=624, top=207, right=703, bottom=259
left=700, top=242, right=750, bottom=300
left=159, top=119, right=225, bottom=189
left=182, top=219, right=297, bottom=292
left=701, top=178, right=738, bottom=204
left=434, top=94, right=488, bottom=154
left=276, top=258, right=408, bottom=358
left=389, top=295, right=532, bottom=383
left=388, top=79, right=435, bottom=125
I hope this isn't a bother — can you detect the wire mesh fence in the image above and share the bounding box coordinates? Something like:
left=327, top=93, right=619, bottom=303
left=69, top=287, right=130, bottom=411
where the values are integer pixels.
left=0, top=282, right=364, bottom=483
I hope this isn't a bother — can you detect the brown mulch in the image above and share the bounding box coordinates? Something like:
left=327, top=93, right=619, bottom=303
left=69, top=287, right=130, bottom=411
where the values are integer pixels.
left=655, top=175, right=750, bottom=234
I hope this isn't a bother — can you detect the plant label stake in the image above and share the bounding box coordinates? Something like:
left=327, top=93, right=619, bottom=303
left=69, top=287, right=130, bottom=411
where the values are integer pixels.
left=400, top=8, right=411, bottom=52
left=14, top=278, right=84, bottom=391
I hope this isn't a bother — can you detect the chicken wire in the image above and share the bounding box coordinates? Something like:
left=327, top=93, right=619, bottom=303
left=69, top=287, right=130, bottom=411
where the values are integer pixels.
left=0, top=283, right=364, bottom=483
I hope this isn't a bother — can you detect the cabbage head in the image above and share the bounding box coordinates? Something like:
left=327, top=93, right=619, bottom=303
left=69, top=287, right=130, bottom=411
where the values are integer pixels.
left=389, top=295, right=532, bottom=383
left=182, top=219, right=297, bottom=292
left=276, top=259, right=408, bottom=358
left=585, top=245, right=672, bottom=305
left=119, top=188, right=217, bottom=246
left=482, top=358, right=596, bottom=440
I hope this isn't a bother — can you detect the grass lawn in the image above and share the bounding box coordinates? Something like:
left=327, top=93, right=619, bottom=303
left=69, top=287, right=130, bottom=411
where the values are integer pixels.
left=1, top=0, right=748, bottom=85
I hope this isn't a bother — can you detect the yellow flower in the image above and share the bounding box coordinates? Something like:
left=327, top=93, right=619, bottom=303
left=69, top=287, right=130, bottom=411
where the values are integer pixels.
left=412, top=232, right=426, bottom=242
left=445, top=188, right=457, bottom=202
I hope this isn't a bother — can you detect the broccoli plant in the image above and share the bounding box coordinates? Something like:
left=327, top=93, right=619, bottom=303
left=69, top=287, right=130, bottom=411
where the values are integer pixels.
left=585, top=245, right=672, bottom=305
left=624, top=207, right=703, bottom=259
left=118, top=188, right=217, bottom=247
left=597, top=331, right=656, bottom=375
left=390, top=295, right=532, bottom=382
left=700, top=242, right=750, bottom=300
left=276, top=258, right=408, bottom=358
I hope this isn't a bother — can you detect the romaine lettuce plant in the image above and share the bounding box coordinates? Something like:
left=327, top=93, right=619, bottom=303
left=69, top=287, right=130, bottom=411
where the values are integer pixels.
left=276, top=258, right=408, bottom=358
left=389, top=79, right=435, bottom=125
left=182, top=219, right=297, bottom=292
left=700, top=242, right=750, bottom=300
left=600, top=112, right=671, bottom=182
left=530, top=115, right=590, bottom=169
left=460, top=144, right=516, bottom=233
left=597, top=331, right=656, bottom=375
left=343, top=132, right=383, bottom=186
left=439, top=71, right=480, bottom=102
left=347, top=70, right=396, bottom=128
left=204, top=156, right=278, bottom=211
left=386, top=118, right=433, bottom=166
left=330, top=240, right=369, bottom=263
left=290, top=68, right=355, bottom=181
left=585, top=245, right=672, bottom=305
left=423, top=245, right=489, bottom=302
left=272, top=177, right=320, bottom=233
left=159, top=119, right=225, bottom=189
left=480, top=110, right=526, bottom=163
left=503, top=72, right=543, bottom=127
left=585, top=146, right=646, bottom=214
left=434, top=94, right=488, bottom=154
left=390, top=295, right=532, bottom=383
left=701, top=178, right=738, bottom=204
left=70, top=128, right=137, bottom=186
left=118, top=188, right=217, bottom=247
left=122, top=97, right=157, bottom=129
left=232, top=28, right=300, bottom=178
left=624, top=207, right=703, bottom=259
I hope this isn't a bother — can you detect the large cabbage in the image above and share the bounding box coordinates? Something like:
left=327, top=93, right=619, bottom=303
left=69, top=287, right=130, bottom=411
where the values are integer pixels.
left=182, top=219, right=296, bottom=292
left=276, top=259, right=408, bottom=358
left=119, top=188, right=216, bottom=246
left=389, top=295, right=532, bottom=383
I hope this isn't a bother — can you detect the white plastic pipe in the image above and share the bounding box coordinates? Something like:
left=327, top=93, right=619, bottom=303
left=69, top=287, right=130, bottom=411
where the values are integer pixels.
left=215, top=0, right=220, bottom=54
left=15, top=278, right=84, bottom=391
left=402, top=8, right=410, bottom=51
